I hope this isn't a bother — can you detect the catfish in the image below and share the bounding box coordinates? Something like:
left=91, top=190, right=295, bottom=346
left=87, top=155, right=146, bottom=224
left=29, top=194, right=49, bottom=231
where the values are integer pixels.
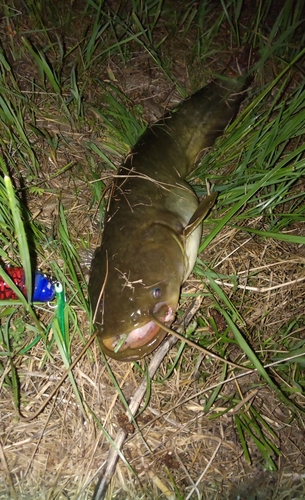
left=89, top=55, right=252, bottom=361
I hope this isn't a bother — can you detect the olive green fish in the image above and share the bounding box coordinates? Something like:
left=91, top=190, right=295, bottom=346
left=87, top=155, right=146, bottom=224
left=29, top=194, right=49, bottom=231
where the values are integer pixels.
left=89, top=64, right=251, bottom=361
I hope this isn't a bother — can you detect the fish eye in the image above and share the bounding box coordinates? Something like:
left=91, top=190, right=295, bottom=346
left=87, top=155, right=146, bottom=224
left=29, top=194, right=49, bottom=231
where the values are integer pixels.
left=152, top=287, right=162, bottom=299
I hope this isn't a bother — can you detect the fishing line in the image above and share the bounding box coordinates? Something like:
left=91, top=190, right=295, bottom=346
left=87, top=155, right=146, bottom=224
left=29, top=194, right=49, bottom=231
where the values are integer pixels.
left=150, top=315, right=245, bottom=370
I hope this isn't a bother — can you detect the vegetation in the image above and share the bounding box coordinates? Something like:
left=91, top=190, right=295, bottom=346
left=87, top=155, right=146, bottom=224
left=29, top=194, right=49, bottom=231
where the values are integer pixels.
left=0, top=0, right=304, bottom=499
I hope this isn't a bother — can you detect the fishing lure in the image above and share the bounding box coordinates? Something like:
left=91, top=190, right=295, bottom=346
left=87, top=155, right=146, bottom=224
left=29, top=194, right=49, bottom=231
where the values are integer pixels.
left=0, top=266, right=56, bottom=302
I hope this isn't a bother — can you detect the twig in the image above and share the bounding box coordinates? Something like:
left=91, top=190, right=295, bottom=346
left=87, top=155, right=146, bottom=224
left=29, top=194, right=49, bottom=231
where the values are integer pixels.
left=214, top=275, right=305, bottom=293
left=0, top=442, right=17, bottom=500
left=185, top=441, right=222, bottom=500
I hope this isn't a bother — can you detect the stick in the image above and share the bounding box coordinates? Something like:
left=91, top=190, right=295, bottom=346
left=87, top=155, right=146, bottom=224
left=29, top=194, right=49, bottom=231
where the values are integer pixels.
left=91, top=298, right=202, bottom=500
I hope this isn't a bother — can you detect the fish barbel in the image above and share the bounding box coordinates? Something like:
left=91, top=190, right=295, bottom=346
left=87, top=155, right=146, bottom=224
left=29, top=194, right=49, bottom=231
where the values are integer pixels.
left=89, top=62, right=251, bottom=361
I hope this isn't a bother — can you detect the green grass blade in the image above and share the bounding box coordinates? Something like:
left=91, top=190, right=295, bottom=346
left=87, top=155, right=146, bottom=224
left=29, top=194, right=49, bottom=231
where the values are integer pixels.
left=206, top=277, right=304, bottom=414
left=3, top=174, right=32, bottom=304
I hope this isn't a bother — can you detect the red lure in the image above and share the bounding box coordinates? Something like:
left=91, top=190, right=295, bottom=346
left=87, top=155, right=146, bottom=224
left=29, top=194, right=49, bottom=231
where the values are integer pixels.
left=0, top=267, right=56, bottom=302
left=0, top=267, right=26, bottom=299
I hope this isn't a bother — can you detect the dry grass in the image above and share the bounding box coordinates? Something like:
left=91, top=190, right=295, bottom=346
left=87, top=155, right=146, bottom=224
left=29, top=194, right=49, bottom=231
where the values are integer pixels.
left=0, top=1, right=305, bottom=499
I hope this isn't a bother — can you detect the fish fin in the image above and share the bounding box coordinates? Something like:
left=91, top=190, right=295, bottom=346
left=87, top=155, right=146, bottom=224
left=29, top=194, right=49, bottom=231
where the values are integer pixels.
left=184, top=192, right=218, bottom=237
left=79, top=248, right=96, bottom=270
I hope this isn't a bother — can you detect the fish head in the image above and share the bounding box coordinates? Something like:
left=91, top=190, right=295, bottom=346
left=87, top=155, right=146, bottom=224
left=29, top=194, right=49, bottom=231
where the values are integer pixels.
left=90, top=223, right=185, bottom=361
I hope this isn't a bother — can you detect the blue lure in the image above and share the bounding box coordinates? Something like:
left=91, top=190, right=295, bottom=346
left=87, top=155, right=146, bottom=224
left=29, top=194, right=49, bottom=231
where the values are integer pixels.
left=32, top=271, right=56, bottom=302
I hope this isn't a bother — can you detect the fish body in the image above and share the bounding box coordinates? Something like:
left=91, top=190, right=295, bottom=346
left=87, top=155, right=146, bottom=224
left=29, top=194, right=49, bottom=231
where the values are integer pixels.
left=89, top=70, right=251, bottom=361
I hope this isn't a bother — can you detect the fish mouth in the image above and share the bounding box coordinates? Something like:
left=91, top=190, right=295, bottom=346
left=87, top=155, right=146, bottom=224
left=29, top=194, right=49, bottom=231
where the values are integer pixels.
left=102, top=302, right=174, bottom=354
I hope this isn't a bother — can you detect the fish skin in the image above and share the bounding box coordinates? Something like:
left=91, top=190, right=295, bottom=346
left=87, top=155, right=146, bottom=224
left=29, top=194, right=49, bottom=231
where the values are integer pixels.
left=89, top=69, right=251, bottom=361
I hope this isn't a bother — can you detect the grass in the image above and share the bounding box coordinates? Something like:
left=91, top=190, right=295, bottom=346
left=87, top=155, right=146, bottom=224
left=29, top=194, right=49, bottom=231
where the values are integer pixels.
left=0, top=0, right=305, bottom=499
